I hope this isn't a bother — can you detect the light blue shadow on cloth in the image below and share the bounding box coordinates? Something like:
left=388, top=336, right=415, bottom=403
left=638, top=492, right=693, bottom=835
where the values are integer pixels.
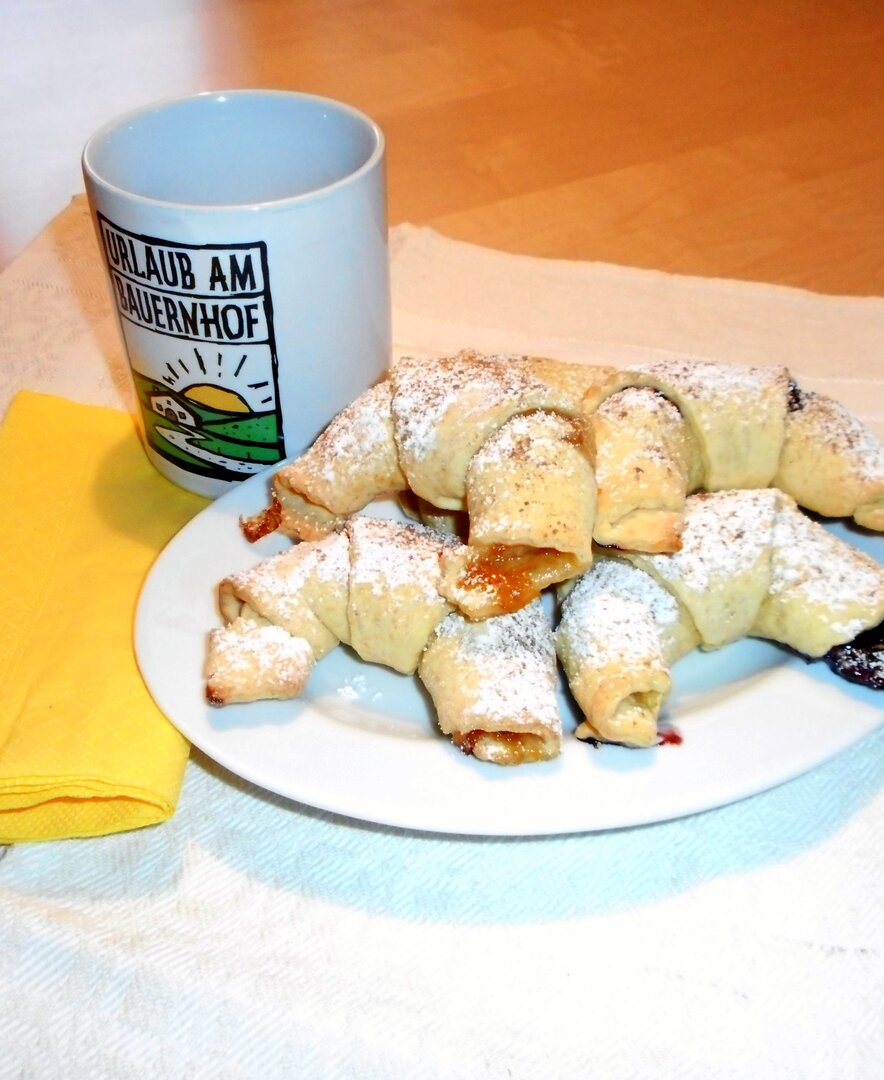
left=3, top=718, right=882, bottom=924
left=5, top=513, right=867, bottom=920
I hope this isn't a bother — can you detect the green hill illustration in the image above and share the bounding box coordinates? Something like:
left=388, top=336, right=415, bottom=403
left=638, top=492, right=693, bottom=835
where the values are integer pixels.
left=134, top=372, right=284, bottom=481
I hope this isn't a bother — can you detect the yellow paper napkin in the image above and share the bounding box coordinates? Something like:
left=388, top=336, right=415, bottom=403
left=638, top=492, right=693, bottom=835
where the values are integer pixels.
left=0, top=391, right=208, bottom=842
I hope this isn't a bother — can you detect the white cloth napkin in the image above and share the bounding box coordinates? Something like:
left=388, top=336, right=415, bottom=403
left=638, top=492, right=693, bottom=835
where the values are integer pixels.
left=390, top=223, right=884, bottom=433
left=1, top=199, right=882, bottom=1080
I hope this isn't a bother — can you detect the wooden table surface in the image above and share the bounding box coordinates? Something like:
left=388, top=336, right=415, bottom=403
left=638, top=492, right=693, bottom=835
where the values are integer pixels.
left=3, top=0, right=882, bottom=294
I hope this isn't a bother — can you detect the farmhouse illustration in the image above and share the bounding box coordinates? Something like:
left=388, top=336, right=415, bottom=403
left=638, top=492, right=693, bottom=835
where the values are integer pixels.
left=149, top=393, right=199, bottom=428
left=99, top=216, right=285, bottom=481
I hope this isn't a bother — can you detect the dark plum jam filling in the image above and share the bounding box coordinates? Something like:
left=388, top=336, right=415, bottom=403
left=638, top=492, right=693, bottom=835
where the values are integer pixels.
left=786, top=378, right=806, bottom=412
left=825, top=620, right=884, bottom=690
left=579, top=622, right=882, bottom=754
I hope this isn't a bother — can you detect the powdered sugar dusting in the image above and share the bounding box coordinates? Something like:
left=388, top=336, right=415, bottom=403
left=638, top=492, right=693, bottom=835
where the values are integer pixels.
left=768, top=502, right=884, bottom=638
left=795, top=390, right=884, bottom=486
left=640, top=489, right=778, bottom=592
left=228, top=531, right=348, bottom=621
left=474, top=410, right=583, bottom=468
left=208, top=622, right=314, bottom=687
left=598, top=386, right=681, bottom=423
left=347, top=517, right=457, bottom=602
left=390, top=350, right=552, bottom=463
left=468, top=410, right=589, bottom=536
left=432, top=601, right=560, bottom=729
left=595, top=387, right=684, bottom=488
left=303, top=382, right=394, bottom=485
left=638, top=357, right=788, bottom=403
left=558, top=559, right=679, bottom=669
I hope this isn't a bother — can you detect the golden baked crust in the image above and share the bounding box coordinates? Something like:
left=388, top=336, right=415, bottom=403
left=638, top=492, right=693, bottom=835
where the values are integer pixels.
left=591, top=387, right=697, bottom=552
left=419, top=602, right=562, bottom=764
left=207, top=517, right=562, bottom=764
left=585, top=357, right=791, bottom=491
left=557, top=489, right=884, bottom=747
left=774, top=387, right=884, bottom=529
left=388, top=349, right=611, bottom=510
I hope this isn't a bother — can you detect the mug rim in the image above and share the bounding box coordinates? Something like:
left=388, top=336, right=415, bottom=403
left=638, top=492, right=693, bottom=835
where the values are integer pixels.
left=82, top=88, right=385, bottom=212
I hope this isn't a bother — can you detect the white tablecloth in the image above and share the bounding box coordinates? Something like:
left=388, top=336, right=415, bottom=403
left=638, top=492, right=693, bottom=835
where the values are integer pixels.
left=1, top=198, right=882, bottom=1080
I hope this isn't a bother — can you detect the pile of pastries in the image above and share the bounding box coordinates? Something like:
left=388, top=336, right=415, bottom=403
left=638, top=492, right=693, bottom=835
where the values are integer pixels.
left=205, top=350, right=884, bottom=765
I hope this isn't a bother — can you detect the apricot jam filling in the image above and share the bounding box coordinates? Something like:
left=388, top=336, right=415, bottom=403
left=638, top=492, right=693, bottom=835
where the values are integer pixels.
left=456, top=543, right=584, bottom=614
left=453, top=729, right=550, bottom=764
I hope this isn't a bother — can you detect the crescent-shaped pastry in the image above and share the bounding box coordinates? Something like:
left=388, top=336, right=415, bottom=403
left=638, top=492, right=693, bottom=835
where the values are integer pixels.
left=557, top=489, right=884, bottom=747
left=774, top=385, right=884, bottom=532
left=418, top=601, right=562, bottom=764
left=556, top=559, right=699, bottom=747
left=585, top=358, right=883, bottom=536
left=240, top=351, right=883, bottom=623
left=591, top=387, right=700, bottom=552
left=206, top=529, right=350, bottom=705
left=242, top=350, right=613, bottom=609
left=437, top=409, right=597, bottom=618
left=585, top=357, right=791, bottom=491
left=242, top=381, right=406, bottom=542
left=387, top=350, right=608, bottom=510
left=206, top=517, right=562, bottom=765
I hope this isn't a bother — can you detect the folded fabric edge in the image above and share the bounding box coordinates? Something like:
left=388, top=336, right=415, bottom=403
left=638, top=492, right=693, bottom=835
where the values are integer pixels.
left=389, top=223, right=884, bottom=304
left=0, top=789, right=180, bottom=844
left=0, top=390, right=199, bottom=842
left=0, top=774, right=186, bottom=802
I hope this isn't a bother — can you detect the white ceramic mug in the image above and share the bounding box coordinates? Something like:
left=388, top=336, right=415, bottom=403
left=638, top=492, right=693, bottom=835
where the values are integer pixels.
left=83, top=89, right=390, bottom=497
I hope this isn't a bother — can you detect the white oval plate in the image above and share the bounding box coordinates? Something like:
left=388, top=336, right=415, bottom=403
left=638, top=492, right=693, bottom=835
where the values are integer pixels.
left=135, top=468, right=883, bottom=836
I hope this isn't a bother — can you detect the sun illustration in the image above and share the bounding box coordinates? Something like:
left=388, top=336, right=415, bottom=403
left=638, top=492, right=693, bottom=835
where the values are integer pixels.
left=159, top=346, right=275, bottom=413
left=183, top=383, right=251, bottom=413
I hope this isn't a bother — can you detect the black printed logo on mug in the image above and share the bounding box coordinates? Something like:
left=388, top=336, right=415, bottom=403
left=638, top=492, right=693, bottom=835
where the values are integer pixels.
left=98, top=214, right=285, bottom=482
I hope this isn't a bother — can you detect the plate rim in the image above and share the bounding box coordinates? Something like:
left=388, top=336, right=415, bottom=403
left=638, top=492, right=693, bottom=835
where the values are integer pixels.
left=134, top=461, right=884, bottom=837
